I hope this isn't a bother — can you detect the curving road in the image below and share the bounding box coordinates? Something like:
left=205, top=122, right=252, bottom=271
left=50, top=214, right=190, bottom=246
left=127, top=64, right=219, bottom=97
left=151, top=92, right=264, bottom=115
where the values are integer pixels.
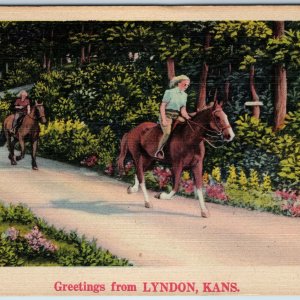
left=0, top=147, right=300, bottom=268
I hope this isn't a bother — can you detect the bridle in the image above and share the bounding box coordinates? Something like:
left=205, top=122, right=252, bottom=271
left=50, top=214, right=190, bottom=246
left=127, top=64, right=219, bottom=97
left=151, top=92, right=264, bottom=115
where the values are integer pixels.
left=185, top=108, right=232, bottom=148
left=27, top=104, right=46, bottom=121
left=210, top=109, right=232, bottom=133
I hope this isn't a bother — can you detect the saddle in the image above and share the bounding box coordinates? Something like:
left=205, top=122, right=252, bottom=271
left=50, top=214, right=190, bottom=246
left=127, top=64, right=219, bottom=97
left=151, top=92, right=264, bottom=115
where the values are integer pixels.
left=11, top=114, right=25, bottom=135
left=140, top=119, right=184, bottom=159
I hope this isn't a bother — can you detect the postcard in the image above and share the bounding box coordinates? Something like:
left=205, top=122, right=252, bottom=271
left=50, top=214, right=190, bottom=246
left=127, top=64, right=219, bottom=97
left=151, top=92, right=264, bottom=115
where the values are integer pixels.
left=0, top=5, right=299, bottom=297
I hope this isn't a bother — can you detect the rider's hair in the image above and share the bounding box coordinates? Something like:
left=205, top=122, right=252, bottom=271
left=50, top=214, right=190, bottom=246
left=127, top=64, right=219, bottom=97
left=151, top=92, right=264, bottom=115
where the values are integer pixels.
left=18, top=90, right=28, bottom=98
left=169, top=75, right=190, bottom=88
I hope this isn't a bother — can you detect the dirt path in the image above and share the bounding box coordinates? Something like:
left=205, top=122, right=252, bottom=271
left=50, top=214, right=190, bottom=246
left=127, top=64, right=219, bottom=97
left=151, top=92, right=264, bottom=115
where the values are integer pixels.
left=0, top=147, right=300, bottom=268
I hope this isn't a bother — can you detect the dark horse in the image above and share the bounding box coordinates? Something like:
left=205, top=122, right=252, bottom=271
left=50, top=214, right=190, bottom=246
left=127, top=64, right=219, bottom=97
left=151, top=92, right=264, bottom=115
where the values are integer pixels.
left=118, top=101, right=235, bottom=217
left=0, top=102, right=47, bottom=170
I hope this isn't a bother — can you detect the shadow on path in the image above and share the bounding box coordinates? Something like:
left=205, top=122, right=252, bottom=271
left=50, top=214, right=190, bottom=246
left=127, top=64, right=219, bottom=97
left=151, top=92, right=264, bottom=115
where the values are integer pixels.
left=51, top=198, right=201, bottom=219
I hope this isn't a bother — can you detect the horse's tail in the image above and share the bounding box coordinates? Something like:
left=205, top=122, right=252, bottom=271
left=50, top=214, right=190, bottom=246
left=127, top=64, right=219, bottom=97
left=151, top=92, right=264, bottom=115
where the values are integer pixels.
left=0, top=124, right=6, bottom=147
left=117, top=132, right=129, bottom=176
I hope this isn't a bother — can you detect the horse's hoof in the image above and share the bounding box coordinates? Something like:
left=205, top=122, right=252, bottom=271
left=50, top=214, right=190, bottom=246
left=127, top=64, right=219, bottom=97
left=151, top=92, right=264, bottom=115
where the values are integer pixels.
left=158, top=192, right=174, bottom=200
left=201, top=210, right=210, bottom=218
left=16, top=156, right=22, bottom=161
left=145, top=201, right=153, bottom=209
left=11, top=161, right=17, bottom=165
left=155, top=193, right=161, bottom=199
left=127, top=186, right=138, bottom=194
left=32, top=166, right=39, bottom=171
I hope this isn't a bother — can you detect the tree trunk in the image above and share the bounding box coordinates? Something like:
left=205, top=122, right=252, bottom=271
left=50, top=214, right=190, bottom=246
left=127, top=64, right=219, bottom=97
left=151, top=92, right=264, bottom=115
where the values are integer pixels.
left=167, top=57, right=175, bottom=80
left=197, top=63, right=209, bottom=110
left=250, top=65, right=260, bottom=119
left=87, top=43, right=92, bottom=63
left=43, top=53, right=47, bottom=69
left=197, top=31, right=211, bottom=110
left=47, top=28, right=54, bottom=72
left=273, top=21, right=287, bottom=130
left=80, top=24, right=86, bottom=64
left=81, top=46, right=86, bottom=64
left=224, top=63, right=232, bottom=104
left=47, top=58, right=51, bottom=72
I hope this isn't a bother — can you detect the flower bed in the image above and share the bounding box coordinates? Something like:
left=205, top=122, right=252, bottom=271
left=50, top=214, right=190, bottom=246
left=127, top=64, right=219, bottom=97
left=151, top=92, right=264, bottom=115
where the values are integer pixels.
left=0, top=203, right=131, bottom=266
left=98, top=161, right=299, bottom=217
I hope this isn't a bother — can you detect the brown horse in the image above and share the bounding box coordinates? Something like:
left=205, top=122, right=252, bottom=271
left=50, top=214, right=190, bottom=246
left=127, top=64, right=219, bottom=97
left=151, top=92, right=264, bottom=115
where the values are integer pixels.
left=118, top=101, right=235, bottom=217
left=0, top=102, right=47, bottom=170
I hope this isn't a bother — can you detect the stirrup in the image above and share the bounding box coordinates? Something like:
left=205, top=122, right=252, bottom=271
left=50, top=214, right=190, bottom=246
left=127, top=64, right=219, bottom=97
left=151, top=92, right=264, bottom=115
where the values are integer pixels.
left=10, top=128, right=16, bottom=134
left=154, top=150, right=164, bottom=159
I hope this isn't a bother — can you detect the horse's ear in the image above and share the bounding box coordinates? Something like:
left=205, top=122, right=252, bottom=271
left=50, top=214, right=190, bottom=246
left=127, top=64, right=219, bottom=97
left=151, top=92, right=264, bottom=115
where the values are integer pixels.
left=213, top=88, right=218, bottom=109
left=212, top=99, right=218, bottom=109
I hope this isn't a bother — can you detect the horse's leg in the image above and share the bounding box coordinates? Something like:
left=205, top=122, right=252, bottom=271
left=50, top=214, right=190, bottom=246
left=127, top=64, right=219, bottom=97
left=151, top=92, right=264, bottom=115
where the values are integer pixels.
left=159, top=161, right=182, bottom=200
left=136, top=155, right=152, bottom=208
left=127, top=174, right=139, bottom=193
left=16, top=137, right=25, bottom=161
left=6, top=135, right=17, bottom=165
left=31, top=138, right=38, bottom=170
left=192, top=161, right=210, bottom=218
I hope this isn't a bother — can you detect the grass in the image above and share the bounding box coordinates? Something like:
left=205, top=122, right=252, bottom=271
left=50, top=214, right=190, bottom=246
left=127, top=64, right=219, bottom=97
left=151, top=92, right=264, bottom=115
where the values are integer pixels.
left=0, top=203, right=132, bottom=266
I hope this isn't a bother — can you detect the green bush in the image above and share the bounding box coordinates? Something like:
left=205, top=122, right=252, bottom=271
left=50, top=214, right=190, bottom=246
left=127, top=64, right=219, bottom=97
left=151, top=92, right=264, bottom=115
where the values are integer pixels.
left=31, top=63, right=162, bottom=132
left=39, top=119, right=100, bottom=162
left=0, top=236, right=24, bottom=266
left=225, top=187, right=282, bottom=213
left=2, top=58, right=41, bottom=89
left=57, top=240, right=129, bottom=266
left=206, top=111, right=300, bottom=190
left=0, top=204, right=36, bottom=225
left=0, top=202, right=131, bottom=266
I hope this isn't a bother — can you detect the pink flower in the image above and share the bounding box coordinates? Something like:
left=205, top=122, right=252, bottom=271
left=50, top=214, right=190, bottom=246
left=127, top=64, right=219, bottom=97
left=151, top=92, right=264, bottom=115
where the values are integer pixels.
left=104, top=163, right=114, bottom=176
left=124, top=161, right=134, bottom=174
left=275, top=190, right=298, bottom=201
left=276, top=190, right=300, bottom=217
left=153, top=167, right=172, bottom=188
left=180, top=179, right=194, bottom=194
left=80, top=155, right=98, bottom=167
left=5, top=227, right=19, bottom=241
left=206, top=184, right=229, bottom=201
left=25, top=226, right=58, bottom=253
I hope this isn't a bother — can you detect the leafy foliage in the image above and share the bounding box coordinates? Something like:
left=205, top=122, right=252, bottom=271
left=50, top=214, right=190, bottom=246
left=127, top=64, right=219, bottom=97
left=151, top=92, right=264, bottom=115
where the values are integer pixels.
left=1, top=59, right=41, bottom=89
left=0, top=202, right=131, bottom=266
left=39, top=119, right=100, bottom=162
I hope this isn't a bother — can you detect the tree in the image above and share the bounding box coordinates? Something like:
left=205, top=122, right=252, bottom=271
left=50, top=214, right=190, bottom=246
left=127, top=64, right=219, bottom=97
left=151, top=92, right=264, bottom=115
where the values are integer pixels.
left=273, top=21, right=287, bottom=130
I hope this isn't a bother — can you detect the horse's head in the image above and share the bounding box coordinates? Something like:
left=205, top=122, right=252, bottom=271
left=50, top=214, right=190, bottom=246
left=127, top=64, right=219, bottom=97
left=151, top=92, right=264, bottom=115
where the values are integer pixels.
left=34, top=101, right=47, bottom=124
left=209, top=101, right=235, bottom=142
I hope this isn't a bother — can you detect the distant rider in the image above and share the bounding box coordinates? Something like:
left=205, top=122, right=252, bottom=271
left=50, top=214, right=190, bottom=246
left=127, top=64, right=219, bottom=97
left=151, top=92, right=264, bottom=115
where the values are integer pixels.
left=11, top=90, right=31, bottom=134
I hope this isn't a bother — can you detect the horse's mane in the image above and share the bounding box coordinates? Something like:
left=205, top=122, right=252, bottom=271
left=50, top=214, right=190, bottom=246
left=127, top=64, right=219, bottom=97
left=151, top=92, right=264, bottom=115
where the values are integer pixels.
left=191, top=102, right=215, bottom=121
left=198, top=102, right=216, bottom=112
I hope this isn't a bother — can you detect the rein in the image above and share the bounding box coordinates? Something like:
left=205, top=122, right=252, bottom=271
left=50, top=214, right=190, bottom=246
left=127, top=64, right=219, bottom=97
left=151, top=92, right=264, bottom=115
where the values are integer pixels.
left=185, top=108, right=232, bottom=148
left=27, top=105, right=45, bottom=121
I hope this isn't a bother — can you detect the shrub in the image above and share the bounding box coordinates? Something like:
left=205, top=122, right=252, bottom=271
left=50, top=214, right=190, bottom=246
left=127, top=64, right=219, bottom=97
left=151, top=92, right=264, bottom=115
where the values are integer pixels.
left=57, top=239, right=129, bottom=266
left=31, top=63, right=162, bottom=133
left=0, top=203, right=131, bottom=266
left=207, top=112, right=299, bottom=190
left=2, top=58, right=41, bottom=89
left=225, top=187, right=282, bottom=213
left=0, top=236, right=24, bottom=266
left=39, top=119, right=99, bottom=162
left=1, top=204, right=36, bottom=225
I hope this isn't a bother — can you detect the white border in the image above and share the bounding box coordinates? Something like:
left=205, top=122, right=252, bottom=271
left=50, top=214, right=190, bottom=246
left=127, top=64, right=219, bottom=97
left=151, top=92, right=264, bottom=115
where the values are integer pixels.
left=0, top=0, right=300, bottom=5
